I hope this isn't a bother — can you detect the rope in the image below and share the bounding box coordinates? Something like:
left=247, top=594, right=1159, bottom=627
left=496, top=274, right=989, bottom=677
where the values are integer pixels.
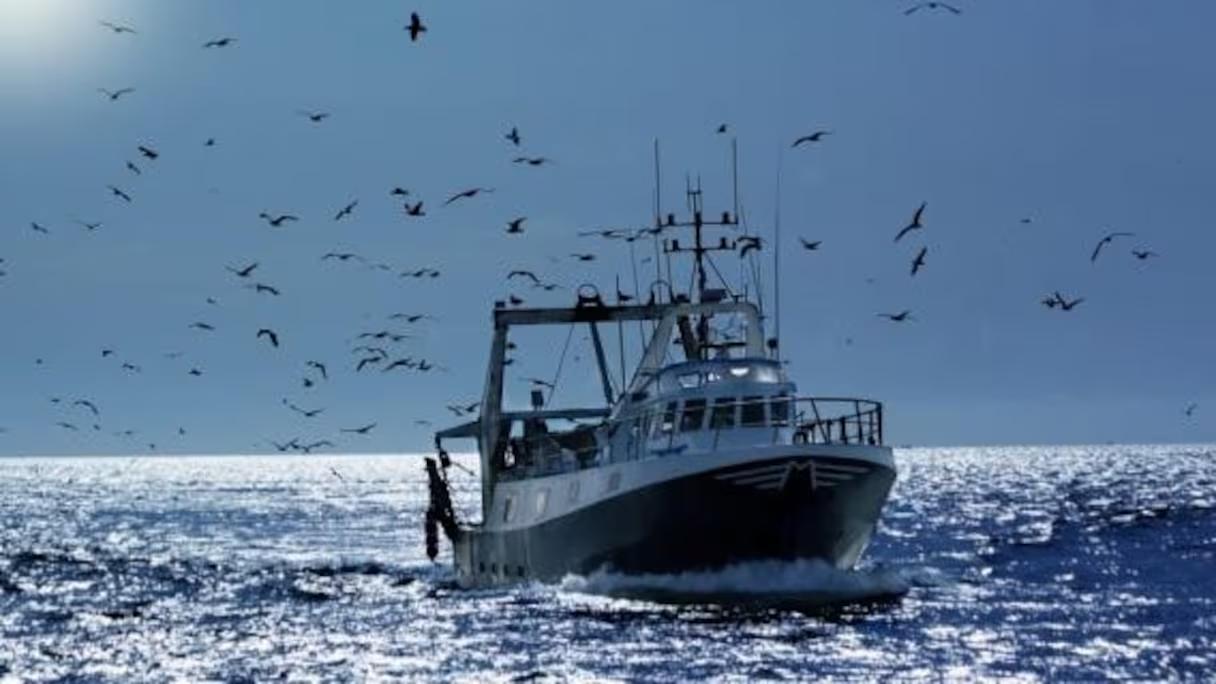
left=544, top=322, right=576, bottom=408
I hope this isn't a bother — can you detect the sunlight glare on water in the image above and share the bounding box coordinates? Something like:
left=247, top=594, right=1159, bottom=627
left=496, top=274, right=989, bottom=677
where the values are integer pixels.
left=1, top=445, right=1214, bottom=681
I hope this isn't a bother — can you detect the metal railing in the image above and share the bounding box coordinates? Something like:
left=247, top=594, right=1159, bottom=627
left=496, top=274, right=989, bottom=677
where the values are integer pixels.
left=495, top=395, right=884, bottom=480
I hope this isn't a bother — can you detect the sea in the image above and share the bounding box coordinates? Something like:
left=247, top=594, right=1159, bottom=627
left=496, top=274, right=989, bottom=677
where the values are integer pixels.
left=1, top=445, right=1213, bottom=683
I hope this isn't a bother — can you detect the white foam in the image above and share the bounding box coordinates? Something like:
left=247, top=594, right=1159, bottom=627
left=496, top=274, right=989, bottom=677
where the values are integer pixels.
left=559, top=558, right=910, bottom=608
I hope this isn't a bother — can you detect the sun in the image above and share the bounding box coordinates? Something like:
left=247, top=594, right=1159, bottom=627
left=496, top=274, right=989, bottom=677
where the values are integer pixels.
left=0, top=0, right=119, bottom=90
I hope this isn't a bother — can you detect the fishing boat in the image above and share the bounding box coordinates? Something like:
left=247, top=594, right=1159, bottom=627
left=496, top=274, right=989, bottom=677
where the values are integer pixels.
left=424, top=148, right=897, bottom=588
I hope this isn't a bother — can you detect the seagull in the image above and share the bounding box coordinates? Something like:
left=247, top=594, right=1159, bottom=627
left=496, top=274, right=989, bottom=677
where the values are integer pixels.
left=508, top=270, right=541, bottom=284
left=716, top=123, right=729, bottom=134
left=525, top=377, right=555, bottom=389
left=1131, top=249, right=1157, bottom=260
left=99, top=21, right=137, bottom=34
left=1184, top=403, right=1198, bottom=418
left=1052, top=291, right=1084, bottom=311
left=98, top=87, right=135, bottom=101
left=137, top=145, right=159, bottom=160
left=76, top=220, right=103, bottom=231
left=257, top=328, right=280, bottom=348
left=904, top=2, right=962, bottom=15
left=798, top=237, right=822, bottom=251
left=306, top=360, right=328, bottom=380
left=297, top=110, right=330, bottom=123
left=894, top=202, right=926, bottom=242
left=322, top=252, right=365, bottom=262
left=444, top=187, right=494, bottom=206
left=226, top=261, right=258, bottom=278
left=341, top=423, right=377, bottom=435
left=505, top=126, right=521, bottom=146
left=910, top=246, right=928, bottom=276
left=189, top=322, right=215, bottom=331
left=792, top=131, right=832, bottom=147
left=513, top=156, right=554, bottom=167
left=390, top=187, right=410, bottom=197
left=404, top=201, right=426, bottom=216
left=107, top=185, right=133, bottom=202
left=877, top=310, right=915, bottom=322
left=737, top=236, right=762, bottom=258
left=30, top=222, right=50, bottom=234
left=203, top=37, right=236, bottom=48
left=333, top=200, right=359, bottom=221
left=73, top=399, right=100, bottom=417
left=1090, top=231, right=1134, bottom=262
left=248, top=283, right=280, bottom=296
left=125, top=161, right=141, bottom=175
left=570, top=253, right=596, bottom=262
left=406, top=12, right=427, bottom=41
left=506, top=217, right=526, bottom=234
left=259, top=212, right=299, bottom=227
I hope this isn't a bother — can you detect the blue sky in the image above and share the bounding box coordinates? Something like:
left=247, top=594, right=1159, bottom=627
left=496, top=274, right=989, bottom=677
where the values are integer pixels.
left=1, top=0, right=1212, bottom=456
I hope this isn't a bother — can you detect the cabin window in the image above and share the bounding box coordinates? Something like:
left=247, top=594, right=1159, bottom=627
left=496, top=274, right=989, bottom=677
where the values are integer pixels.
left=656, top=402, right=677, bottom=436
left=502, top=497, right=514, bottom=523
left=710, top=397, right=737, bottom=429
left=535, top=489, right=549, bottom=517
left=740, top=396, right=766, bottom=427
left=680, top=399, right=707, bottom=432
left=771, top=394, right=792, bottom=426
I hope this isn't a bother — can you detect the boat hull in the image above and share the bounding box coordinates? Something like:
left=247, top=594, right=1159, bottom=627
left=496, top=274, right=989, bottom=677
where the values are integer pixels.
left=451, top=449, right=896, bottom=588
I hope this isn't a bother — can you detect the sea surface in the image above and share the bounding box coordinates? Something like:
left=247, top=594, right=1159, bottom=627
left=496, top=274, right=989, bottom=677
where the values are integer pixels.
left=1, top=445, right=1213, bottom=683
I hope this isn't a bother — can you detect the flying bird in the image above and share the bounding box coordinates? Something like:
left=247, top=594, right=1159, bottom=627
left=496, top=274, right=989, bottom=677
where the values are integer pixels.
left=506, top=217, right=526, bottom=234
left=226, top=261, right=258, bottom=278
left=444, top=187, right=494, bottom=205
left=404, top=201, right=426, bottom=216
left=248, top=283, right=280, bottom=296
left=904, top=2, right=962, bottom=14
left=1184, top=403, right=1198, bottom=418
left=505, top=126, right=521, bottom=146
left=203, top=37, right=236, bottom=48
left=137, top=145, right=159, bottom=160
left=100, top=21, right=137, bottom=34
left=508, top=270, right=541, bottom=284
left=125, top=161, right=141, bottom=175
left=297, top=110, right=330, bottom=123
left=30, top=222, right=50, bottom=234
left=190, top=322, right=215, bottom=331
left=406, top=12, right=427, bottom=41
left=792, top=131, right=832, bottom=147
left=390, top=187, right=410, bottom=197
left=513, top=156, right=554, bottom=166
left=910, top=246, right=928, bottom=276
left=1052, top=291, right=1084, bottom=311
left=877, top=310, right=915, bottom=322
left=333, top=200, right=359, bottom=221
left=716, top=123, right=729, bottom=134
left=305, top=361, right=328, bottom=380
left=98, top=87, right=135, bottom=101
left=894, top=203, right=926, bottom=242
left=76, top=220, right=103, bottom=231
left=107, top=185, right=133, bottom=202
left=257, top=328, right=280, bottom=348
left=1090, top=231, right=1134, bottom=262
left=1131, top=249, right=1157, bottom=260
left=341, top=423, right=377, bottom=435
left=570, top=253, right=596, bottom=262
left=798, top=237, right=821, bottom=251
left=259, top=212, right=298, bottom=227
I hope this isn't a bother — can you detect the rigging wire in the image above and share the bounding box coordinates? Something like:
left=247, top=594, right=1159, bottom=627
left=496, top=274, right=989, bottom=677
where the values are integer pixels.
left=543, top=322, right=577, bottom=409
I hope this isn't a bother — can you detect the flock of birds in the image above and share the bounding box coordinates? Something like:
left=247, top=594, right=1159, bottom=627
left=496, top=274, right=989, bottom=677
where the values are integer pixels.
left=1, top=2, right=1202, bottom=454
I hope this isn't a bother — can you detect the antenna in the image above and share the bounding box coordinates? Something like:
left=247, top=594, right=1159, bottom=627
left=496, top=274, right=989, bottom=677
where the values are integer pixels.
left=652, top=139, right=664, bottom=304
left=772, top=145, right=784, bottom=362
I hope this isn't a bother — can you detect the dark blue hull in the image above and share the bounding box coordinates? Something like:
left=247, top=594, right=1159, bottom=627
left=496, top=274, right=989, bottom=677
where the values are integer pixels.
left=453, top=455, right=896, bottom=587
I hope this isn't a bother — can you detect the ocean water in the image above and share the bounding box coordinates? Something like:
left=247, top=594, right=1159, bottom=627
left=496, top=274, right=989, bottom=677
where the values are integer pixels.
left=1, top=445, right=1213, bottom=683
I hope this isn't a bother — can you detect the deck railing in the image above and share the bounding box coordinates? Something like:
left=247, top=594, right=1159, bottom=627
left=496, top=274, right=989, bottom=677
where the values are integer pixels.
left=497, top=395, right=884, bottom=479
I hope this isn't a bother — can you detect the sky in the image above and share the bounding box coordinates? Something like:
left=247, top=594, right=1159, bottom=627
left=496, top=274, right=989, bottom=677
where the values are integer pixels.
left=1, top=0, right=1213, bottom=456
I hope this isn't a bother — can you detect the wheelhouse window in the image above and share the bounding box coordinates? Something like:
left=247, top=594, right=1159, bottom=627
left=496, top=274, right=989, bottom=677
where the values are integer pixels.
left=740, top=395, right=766, bottom=427
left=771, top=394, right=791, bottom=427
left=709, top=397, right=737, bottom=429
left=653, top=402, right=677, bottom=437
left=680, top=398, right=707, bottom=432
